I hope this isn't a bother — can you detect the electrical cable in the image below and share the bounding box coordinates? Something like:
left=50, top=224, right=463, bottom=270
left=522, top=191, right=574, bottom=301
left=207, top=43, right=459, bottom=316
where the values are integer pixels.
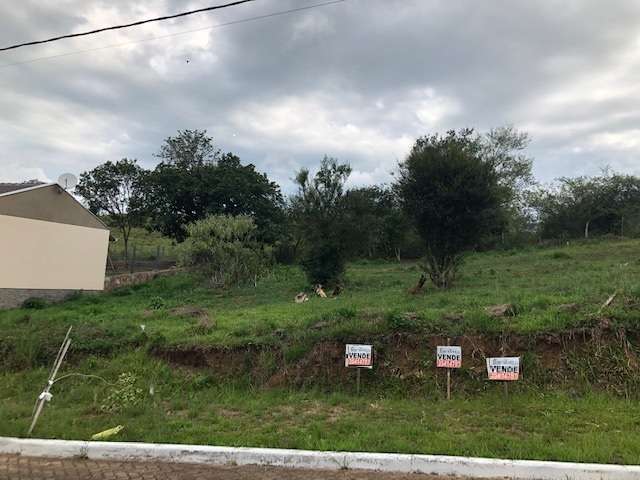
left=0, top=0, right=346, bottom=70
left=0, top=0, right=256, bottom=52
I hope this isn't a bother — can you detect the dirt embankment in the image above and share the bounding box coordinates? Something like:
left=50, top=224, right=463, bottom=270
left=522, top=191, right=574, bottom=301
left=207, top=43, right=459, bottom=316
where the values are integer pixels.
left=152, top=325, right=640, bottom=395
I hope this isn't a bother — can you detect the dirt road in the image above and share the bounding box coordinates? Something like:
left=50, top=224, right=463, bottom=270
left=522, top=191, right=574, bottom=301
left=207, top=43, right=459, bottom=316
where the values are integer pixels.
left=0, top=455, right=449, bottom=480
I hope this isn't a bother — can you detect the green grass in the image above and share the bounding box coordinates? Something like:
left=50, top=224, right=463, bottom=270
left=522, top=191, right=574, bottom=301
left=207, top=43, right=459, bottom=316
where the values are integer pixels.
left=2, top=238, right=640, bottom=463
left=2, top=238, right=639, bottom=364
left=2, top=351, right=640, bottom=464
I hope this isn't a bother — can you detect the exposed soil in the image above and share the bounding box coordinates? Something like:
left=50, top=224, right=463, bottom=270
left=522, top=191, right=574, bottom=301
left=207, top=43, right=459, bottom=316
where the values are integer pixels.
left=152, top=325, right=640, bottom=394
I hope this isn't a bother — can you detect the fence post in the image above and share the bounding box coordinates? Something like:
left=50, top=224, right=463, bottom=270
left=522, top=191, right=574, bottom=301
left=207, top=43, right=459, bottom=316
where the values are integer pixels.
left=130, top=245, right=137, bottom=273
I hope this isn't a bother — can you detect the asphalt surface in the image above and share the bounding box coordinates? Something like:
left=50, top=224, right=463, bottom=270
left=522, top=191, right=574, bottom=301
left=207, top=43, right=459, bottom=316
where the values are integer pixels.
left=0, top=455, right=447, bottom=480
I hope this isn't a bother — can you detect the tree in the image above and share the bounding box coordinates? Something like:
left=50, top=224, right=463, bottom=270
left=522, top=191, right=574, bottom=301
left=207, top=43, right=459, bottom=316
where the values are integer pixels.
left=144, top=130, right=284, bottom=242
left=396, top=130, right=504, bottom=288
left=532, top=172, right=640, bottom=240
left=155, top=128, right=220, bottom=168
left=342, top=186, right=411, bottom=260
left=481, top=126, right=536, bottom=243
left=292, top=156, right=352, bottom=286
left=178, top=215, right=268, bottom=287
left=76, top=158, right=146, bottom=265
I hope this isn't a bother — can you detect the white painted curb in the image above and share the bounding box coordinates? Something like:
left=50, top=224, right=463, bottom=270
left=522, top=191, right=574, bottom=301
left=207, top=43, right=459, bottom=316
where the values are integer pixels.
left=1, top=436, right=639, bottom=479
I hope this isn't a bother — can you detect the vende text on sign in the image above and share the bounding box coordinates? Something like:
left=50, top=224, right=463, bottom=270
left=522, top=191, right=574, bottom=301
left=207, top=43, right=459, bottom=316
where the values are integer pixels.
left=345, top=344, right=373, bottom=369
left=486, top=357, right=520, bottom=381
left=436, top=346, right=462, bottom=368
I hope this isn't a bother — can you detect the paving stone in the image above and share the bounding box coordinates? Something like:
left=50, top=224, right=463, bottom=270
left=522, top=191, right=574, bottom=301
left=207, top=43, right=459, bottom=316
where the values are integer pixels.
left=0, top=455, right=446, bottom=480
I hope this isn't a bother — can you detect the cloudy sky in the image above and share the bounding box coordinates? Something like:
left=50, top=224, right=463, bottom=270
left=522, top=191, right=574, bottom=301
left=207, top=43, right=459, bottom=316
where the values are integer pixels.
left=1, top=0, right=639, bottom=191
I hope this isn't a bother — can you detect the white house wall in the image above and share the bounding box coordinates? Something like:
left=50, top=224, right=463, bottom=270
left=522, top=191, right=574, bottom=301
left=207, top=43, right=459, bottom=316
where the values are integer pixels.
left=0, top=214, right=109, bottom=291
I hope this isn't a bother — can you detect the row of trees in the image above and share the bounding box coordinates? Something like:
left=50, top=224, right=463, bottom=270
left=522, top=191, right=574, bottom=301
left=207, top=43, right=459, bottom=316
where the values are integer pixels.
left=530, top=172, right=640, bottom=240
left=76, top=128, right=640, bottom=290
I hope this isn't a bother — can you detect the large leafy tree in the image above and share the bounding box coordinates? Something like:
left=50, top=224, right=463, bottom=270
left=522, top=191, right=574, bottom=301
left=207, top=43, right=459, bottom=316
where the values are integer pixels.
left=292, top=156, right=352, bottom=286
left=144, top=130, right=284, bottom=242
left=76, top=158, right=146, bottom=265
left=396, top=129, right=504, bottom=288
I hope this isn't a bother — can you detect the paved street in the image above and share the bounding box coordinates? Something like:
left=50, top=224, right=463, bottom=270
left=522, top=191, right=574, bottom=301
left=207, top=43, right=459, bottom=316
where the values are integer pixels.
left=0, top=455, right=444, bottom=480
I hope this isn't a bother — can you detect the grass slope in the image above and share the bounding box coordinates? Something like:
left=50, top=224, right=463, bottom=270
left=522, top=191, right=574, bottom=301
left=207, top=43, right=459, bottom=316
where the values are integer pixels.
left=2, top=238, right=639, bottom=363
left=1, top=238, right=640, bottom=463
left=2, top=352, right=640, bottom=464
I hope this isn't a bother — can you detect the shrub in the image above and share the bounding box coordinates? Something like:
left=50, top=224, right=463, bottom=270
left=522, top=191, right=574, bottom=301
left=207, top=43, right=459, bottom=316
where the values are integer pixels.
left=178, top=214, right=269, bottom=288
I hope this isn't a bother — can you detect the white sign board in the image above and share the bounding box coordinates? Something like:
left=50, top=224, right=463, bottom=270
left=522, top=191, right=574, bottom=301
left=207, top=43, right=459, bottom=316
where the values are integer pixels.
left=345, top=344, right=373, bottom=368
left=486, top=357, right=520, bottom=381
left=436, top=346, right=462, bottom=368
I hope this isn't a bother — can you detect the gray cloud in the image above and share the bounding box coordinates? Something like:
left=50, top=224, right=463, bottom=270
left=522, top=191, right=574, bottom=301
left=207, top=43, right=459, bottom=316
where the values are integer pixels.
left=1, top=0, right=639, bottom=191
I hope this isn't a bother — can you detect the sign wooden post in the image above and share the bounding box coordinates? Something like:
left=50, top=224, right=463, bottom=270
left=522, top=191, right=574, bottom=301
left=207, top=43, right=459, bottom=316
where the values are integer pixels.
left=444, top=337, right=451, bottom=400
left=345, top=344, right=373, bottom=395
left=436, top=343, right=462, bottom=400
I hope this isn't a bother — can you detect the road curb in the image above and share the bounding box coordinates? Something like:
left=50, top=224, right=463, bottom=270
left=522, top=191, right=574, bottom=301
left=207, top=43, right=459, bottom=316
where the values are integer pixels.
left=1, top=436, right=639, bottom=479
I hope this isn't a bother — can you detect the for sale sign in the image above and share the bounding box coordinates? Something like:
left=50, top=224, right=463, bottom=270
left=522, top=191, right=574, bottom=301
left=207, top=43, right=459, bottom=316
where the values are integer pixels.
left=486, top=357, right=520, bottom=381
left=436, top=346, right=462, bottom=368
left=345, top=344, right=373, bottom=369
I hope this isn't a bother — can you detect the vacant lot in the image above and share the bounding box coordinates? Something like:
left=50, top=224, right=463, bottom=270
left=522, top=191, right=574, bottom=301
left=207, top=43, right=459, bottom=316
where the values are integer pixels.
left=1, top=238, right=640, bottom=464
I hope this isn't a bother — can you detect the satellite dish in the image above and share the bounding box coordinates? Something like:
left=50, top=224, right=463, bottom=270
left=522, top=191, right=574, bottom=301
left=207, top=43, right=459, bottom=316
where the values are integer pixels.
left=57, top=173, right=78, bottom=190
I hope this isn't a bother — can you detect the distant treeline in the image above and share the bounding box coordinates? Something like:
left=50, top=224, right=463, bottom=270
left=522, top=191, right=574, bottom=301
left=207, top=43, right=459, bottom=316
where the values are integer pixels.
left=77, top=128, right=640, bottom=271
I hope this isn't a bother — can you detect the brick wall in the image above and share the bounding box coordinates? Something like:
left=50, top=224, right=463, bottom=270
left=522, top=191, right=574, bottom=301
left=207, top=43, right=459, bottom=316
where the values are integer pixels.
left=0, top=268, right=182, bottom=309
left=0, top=288, right=84, bottom=309
left=103, top=268, right=181, bottom=291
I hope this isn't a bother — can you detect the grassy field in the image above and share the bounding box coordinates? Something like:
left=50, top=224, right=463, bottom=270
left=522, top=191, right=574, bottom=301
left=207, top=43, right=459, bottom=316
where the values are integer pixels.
left=2, top=351, right=640, bottom=464
left=2, top=237, right=639, bottom=355
left=1, top=238, right=640, bottom=463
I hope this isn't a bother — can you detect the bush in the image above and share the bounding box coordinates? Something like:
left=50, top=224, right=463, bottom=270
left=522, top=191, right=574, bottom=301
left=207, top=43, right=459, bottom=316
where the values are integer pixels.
left=178, top=215, right=269, bottom=287
left=21, top=297, right=48, bottom=309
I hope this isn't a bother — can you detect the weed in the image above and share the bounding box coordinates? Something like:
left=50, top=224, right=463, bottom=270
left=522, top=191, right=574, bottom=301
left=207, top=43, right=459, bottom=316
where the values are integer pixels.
left=100, top=372, right=144, bottom=413
left=21, top=297, right=47, bottom=310
left=148, top=296, right=167, bottom=310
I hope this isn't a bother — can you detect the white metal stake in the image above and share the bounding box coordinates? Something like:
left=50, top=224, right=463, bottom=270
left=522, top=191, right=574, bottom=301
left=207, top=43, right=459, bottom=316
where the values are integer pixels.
left=28, top=329, right=72, bottom=436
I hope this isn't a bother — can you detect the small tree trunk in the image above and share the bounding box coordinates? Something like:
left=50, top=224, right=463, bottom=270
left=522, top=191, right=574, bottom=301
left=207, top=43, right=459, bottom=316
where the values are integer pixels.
left=394, top=247, right=401, bottom=262
left=409, top=274, right=426, bottom=294
left=584, top=220, right=590, bottom=239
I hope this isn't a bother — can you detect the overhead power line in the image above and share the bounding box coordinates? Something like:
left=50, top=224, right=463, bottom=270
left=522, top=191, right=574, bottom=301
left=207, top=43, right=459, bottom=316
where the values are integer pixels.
left=0, top=0, right=347, bottom=70
left=0, top=0, right=256, bottom=52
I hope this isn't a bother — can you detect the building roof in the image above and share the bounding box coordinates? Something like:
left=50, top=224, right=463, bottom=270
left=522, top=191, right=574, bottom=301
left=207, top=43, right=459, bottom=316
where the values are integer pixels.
left=0, top=180, right=45, bottom=196
left=0, top=182, right=109, bottom=231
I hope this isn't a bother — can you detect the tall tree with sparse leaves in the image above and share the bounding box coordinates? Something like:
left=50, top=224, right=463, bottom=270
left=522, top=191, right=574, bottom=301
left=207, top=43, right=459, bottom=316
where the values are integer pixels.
left=292, top=156, right=352, bottom=287
left=76, top=158, right=146, bottom=265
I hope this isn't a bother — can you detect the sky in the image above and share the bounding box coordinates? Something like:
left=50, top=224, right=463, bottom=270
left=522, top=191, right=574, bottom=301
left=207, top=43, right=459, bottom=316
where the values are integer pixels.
left=1, top=0, right=640, bottom=192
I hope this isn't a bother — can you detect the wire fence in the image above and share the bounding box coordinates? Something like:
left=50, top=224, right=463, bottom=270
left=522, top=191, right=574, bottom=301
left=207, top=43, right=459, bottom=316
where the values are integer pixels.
left=106, top=244, right=177, bottom=274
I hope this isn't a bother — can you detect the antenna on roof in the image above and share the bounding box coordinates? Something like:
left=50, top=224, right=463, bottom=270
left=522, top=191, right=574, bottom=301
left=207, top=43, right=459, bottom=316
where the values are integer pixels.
left=57, top=173, right=78, bottom=191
